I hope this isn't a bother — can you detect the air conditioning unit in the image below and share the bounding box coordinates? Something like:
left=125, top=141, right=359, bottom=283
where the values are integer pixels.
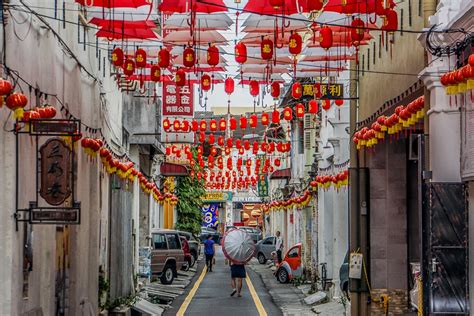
left=303, top=114, right=316, bottom=129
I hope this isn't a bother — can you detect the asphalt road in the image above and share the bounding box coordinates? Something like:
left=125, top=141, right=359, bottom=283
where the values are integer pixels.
left=164, top=246, right=282, bottom=316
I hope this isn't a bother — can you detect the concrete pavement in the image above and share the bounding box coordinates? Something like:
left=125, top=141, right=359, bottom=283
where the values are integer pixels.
left=165, top=247, right=282, bottom=316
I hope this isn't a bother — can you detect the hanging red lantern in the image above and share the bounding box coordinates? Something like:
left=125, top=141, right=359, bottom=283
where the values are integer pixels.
left=350, top=18, right=365, bottom=45
left=191, top=120, right=199, bottom=132
left=123, top=59, right=135, bottom=76
left=111, top=47, right=124, bottom=67
left=201, top=74, right=212, bottom=92
left=261, top=112, right=269, bottom=126
left=135, top=48, right=147, bottom=68
left=292, top=82, right=302, bottom=99
left=150, top=65, right=161, bottom=82
left=208, top=134, right=215, bottom=144
left=250, top=114, right=258, bottom=128
left=382, top=9, right=398, bottom=32
left=320, top=27, right=333, bottom=50
left=207, top=45, right=220, bottom=67
left=270, top=81, right=281, bottom=99
left=183, top=47, right=196, bottom=68
left=210, top=119, right=217, bottom=132
left=229, top=117, right=237, bottom=130
left=308, top=99, right=318, bottom=114
left=289, top=32, right=303, bottom=55
left=244, top=140, right=251, bottom=150
left=296, top=103, right=305, bottom=118
left=158, top=48, right=170, bottom=68
left=163, top=118, right=171, bottom=131
left=283, top=107, right=293, bottom=121
left=200, top=119, right=207, bottom=131
left=235, top=139, right=242, bottom=149
left=274, top=158, right=281, bottom=167
left=173, top=119, right=181, bottom=131
left=240, top=116, right=247, bottom=129
left=6, top=93, right=28, bottom=119
left=260, top=37, right=273, bottom=60
left=219, top=118, right=227, bottom=131
left=306, top=0, right=323, bottom=11
left=249, top=80, right=259, bottom=97
left=181, top=120, right=189, bottom=131
left=272, top=109, right=280, bottom=124
left=322, top=99, right=331, bottom=110
left=226, top=138, right=233, bottom=148
left=225, top=77, right=235, bottom=95
left=175, top=68, right=186, bottom=86
left=469, top=54, right=474, bottom=67
left=260, top=142, right=268, bottom=152
left=335, top=99, right=344, bottom=106
left=235, top=42, right=247, bottom=64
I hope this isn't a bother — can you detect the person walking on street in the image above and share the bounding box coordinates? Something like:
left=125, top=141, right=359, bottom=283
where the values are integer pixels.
left=275, top=231, right=283, bottom=264
left=204, top=235, right=215, bottom=272
left=229, top=261, right=246, bottom=297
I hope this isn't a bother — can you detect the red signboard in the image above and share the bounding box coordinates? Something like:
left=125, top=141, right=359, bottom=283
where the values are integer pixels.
left=162, top=81, right=194, bottom=116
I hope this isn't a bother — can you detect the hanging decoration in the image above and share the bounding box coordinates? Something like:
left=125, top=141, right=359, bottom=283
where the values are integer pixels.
left=292, top=82, right=302, bottom=99
left=6, top=92, right=28, bottom=119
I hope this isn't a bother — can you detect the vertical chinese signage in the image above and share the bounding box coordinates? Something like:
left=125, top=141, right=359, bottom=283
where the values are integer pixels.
left=162, top=81, right=194, bottom=116
left=40, top=138, right=72, bottom=205
left=257, top=154, right=268, bottom=197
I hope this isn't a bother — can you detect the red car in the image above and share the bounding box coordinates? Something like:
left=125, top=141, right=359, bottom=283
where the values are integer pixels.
left=274, top=243, right=304, bottom=283
left=180, top=236, right=192, bottom=271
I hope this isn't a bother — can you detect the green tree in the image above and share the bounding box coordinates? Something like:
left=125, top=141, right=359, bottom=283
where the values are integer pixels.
left=175, top=173, right=205, bottom=235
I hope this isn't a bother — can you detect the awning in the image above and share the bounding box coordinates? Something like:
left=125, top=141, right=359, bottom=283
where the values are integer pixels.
left=160, top=162, right=189, bottom=176
left=270, top=168, right=291, bottom=179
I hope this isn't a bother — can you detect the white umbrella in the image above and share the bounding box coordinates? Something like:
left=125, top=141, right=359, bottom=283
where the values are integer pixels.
left=222, top=229, right=256, bottom=264
left=87, top=5, right=159, bottom=22
left=164, top=30, right=227, bottom=45
left=164, top=13, right=233, bottom=31
left=242, top=13, right=309, bottom=33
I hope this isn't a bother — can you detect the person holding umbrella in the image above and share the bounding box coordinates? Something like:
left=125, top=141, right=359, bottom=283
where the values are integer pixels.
left=222, top=228, right=256, bottom=298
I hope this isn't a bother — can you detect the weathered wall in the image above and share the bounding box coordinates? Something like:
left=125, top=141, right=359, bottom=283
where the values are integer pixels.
left=358, top=0, right=425, bottom=121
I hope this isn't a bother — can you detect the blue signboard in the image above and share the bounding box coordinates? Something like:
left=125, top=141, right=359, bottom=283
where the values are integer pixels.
left=202, top=203, right=219, bottom=228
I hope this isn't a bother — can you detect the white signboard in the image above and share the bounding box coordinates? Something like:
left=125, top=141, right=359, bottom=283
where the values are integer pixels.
left=349, top=253, right=363, bottom=279
left=233, top=196, right=262, bottom=203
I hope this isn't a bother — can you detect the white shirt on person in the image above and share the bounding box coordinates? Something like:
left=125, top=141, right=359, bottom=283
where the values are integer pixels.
left=275, top=236, right=283, bottom=251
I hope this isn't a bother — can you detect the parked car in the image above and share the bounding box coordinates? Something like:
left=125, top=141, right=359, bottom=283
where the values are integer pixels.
left=179, top=236, right=192, bottom=271
left=274, top=243, right=303, bottom=283
left=255, top=236, right=276, bottom=264
left=239, top=226, right=263, bottom=243
left=340, top=251, right=349, bottom=299
left=177, top=231, right=201, bottom=267
left=199, top=227, right=221, bottom=244
left=150, top=229, right=185, bottom=285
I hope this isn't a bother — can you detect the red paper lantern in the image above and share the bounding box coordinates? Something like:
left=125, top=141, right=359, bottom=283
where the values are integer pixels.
left=382, top=9, right=398, bottom=32
left=158, top=48, right=170, bottom=68
left=135, top=48, right=147, bottom=68
left=208, top=134, right=215, bottom=144
left=260, top=37, right=273, bottom=60
left=226, top=138, right=233, bottom=148
left=201, top=74, right=212, bottom=92
left=173, top=119, right=181, bottom=131
left=200, top=119, right=207, bottom=131
left=274, top=158, right=281, bottom=167
left=250, top=114, right=258, bottom=128
left=272, top=109, right=280, bottom=124
left=123, top=59, right=135, bottom=76
left=163, top=118, right=171, bottom=131
left=240, top=116, right=247, bottom=129
left=271, top=81, right=281, bottom=99
left=183, top=47, right=196, bottom=68
left=296, top=103, right=305, bottom=118
left=219, top=118, right=227, bottom=131
left=322, top=99, right=331, bottom=110
left=306, top=0, right=323, bottom=11
left=469, top=54, right=474, bottom=67
left=289, top=32, right=303, bottom=55
left=181, top=120, right=189, bottom=131
left=225, top=77, right=235, bottom=95
left=261, top=112, right=269, bottom=126
left=283, top=107, right=293, bottom=121
left=308, top=99, right=318, bottom=114
left=209, top=119, right=218, bottom=132
left=207, top=45, right=219, bottom=67
left=175, top=68, right=186, bottom=86
left=150, top=65, right=161, bottom=82
left=229, top=117, right=237, bottom=130
left=235, top=42, right=247, bottom=64
left=191, top=120, right=199, bottom=132
left=292, top=82, right=302, bottom=99
left=320, top=27, right=333, bottom=50
left=111, top=47, right=124, bottom=67
left=335, top=99, right=344, bottom=106
left=350, top=18, right=366, bottom=45
left=244, top=140, right=251, bottom=150
left=0, top=79, right=12, bottom=101
left=6, top=92, right=28, bottom=119
left=249, top=80, right=259, bottom=97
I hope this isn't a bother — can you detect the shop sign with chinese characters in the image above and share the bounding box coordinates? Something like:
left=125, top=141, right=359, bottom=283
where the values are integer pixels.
left=163, top=81, right=194, bottom=116
left=304, top=83, right=343, bottom=99
left=39, top=138, right=72, bottom=206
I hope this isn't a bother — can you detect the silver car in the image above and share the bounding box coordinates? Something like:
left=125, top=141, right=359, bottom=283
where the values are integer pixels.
left=255, top=236, right=276, bottom=264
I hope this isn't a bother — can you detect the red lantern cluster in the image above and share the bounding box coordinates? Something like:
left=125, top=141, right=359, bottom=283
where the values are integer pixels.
left=81, top=138, right=103, bottom=156
left=6, top=92, right=28, bottom=119
left=263, top=190, right=312, bottom=212
left=313, top=170, right=349, bottom=189
left=440, top=57, right=474, bottom=94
